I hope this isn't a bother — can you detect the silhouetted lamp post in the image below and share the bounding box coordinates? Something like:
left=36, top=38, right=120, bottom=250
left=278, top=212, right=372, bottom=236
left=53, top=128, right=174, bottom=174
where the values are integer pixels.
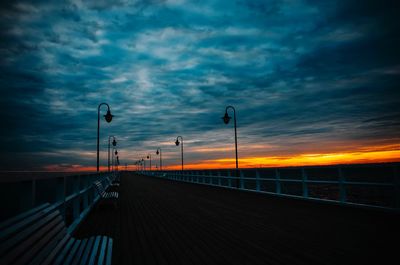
left=156, top=148, right=162, bottom=171
left=223, top=105, right=239, bottom=187
left=97, top=103, right=113, bottom=172
left=141, top=158, right=145, bottom=171
left=112, top=149, right=118, bottom=171
left=108, top=136, right=117, bottom=172
left=147, top=154, right=152, bottom=171
left=175, top=136, right=184, bottom=171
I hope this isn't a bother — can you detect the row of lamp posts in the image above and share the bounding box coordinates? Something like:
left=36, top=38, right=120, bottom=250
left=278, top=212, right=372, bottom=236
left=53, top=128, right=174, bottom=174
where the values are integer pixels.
left=140, top=105, right=238, bottom=185
left=97, top=103, right=239, bottom=185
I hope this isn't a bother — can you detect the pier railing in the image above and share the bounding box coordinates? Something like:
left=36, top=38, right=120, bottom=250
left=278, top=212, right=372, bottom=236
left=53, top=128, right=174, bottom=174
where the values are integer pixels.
left=0, top=172, right=115, bottom=232
left=144, top=163, right=399, bottom=211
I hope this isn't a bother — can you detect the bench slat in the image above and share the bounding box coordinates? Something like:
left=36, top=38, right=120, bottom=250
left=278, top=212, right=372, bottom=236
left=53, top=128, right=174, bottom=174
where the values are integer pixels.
left=80, top=237, right=96, bottom=265
left=54, top=237, right=76, bottom=265
left=0, top=210, right=60, bottom=261
left=0, top=203, right=58, bottom=242
left=71, top=238, right=88, bottom=265
left=41, top=233, right=71, bottom=265
left=0, top=203, right=50, bottom=232
left=64, top=239, right=82, bottom=265
left=17, top=218, right=65, bottom=265
left=30, top=226, right=67, bottom=265
left=97, top=236, right=108, bottom=265
left=0, top=201, right=58, bottom=242
left=105, top=238, right=113, bottom=265
left=88, top=236, right=102, bottom=265
left=0, top=185, right=114, bottom=265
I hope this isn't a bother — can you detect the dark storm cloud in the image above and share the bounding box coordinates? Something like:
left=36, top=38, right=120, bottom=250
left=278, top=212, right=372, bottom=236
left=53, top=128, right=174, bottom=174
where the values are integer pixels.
left=0, top=0, right=399, bottom=170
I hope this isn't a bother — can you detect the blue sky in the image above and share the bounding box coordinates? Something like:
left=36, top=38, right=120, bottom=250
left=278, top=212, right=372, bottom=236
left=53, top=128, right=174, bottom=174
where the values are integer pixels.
left=0, top=0, right=399, bottom=171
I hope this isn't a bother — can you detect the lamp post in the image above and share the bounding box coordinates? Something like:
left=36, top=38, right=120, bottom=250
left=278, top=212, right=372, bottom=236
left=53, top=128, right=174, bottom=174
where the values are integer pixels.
left=112, top=149, right=118, bottom=172
left=156, top=148, right=162, bottom=171
left=222, top=105, right=239, bottom=187
left=147, top=154, right=152, bottom=171
left=175, top=136, right=184, bottom=171
left=97, top=103, right=113, bottom=172
left=108, top=136, right=117, bottom=172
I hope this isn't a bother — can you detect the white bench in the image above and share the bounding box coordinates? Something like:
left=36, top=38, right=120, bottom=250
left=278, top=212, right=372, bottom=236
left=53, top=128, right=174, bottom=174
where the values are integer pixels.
left=0, top=203, right=113, bottom=265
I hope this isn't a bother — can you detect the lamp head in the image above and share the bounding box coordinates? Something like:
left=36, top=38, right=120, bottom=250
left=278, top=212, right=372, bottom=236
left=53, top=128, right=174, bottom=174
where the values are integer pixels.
left=156, top=150, right=159, bottom=155
left=222, top=111, right=231, bottom=124
left=115, top=150, right=118, bottom=155
left=175, top=139, right=180, bottom=146
left=104, top=110, right=113, bottom=123
left=112, top=139, right=117, bottom=147
left=147, top=155, right=150, bottom=159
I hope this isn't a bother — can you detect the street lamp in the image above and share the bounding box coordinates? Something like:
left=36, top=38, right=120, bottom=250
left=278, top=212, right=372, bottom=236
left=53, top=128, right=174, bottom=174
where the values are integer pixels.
left=175, top=136, right=184, bottom=171
left=112, top=149, right=118, bottom=171
left=97, top=103, right=113, bottom=172
left=222, top=105, right=239, bottom=187
left=147, top=154, right=152, bottom=171
left=141, top=158, right=145, bottom=171
left=108, top=136, right=117, bottom=172
left=156, top=148, right=162, bottom=171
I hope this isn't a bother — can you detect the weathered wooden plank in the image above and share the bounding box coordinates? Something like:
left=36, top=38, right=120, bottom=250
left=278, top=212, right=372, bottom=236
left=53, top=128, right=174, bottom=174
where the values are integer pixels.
left=41, top=233, right=71, bottom=265
left=54, top=237, right=76, bottom=265
left=71, top=238, right=88, bottom=265
left=1, top=211, right=61, bottom=264
left=74, top=172, right=399, bottom=265
left=30, top=226, right=67, bottom=265
left=88, top=236, right=102, bottom=265
left=105, top=238, right=113, bottom=265
left=0, top=203, right=50, bottom=232
left=17, top=219, right=65, bottom=265
left=80, top=237, right=95, bottom=265
left=0, top=204, right=56, bottom=242
left=64, top=239, right=82, bottom=265
left=96, top=236, right=108, bottom=265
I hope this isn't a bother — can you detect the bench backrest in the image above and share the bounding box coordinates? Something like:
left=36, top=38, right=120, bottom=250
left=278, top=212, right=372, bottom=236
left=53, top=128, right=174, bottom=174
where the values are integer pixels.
left=93, top=181, right=106, bottom=197
left=106, top=177, right=112, bottom=185
left=0, top=203, right=67, bottom=265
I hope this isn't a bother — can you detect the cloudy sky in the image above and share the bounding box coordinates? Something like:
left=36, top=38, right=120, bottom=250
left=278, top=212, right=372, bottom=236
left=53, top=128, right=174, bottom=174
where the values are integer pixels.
left=0, top=0, right=399, bottom=171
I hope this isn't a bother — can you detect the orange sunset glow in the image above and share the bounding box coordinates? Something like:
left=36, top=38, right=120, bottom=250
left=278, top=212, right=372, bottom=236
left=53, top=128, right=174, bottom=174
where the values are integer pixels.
left=40, top=144, right=400, bottom=172
left=163, top=148, right=400, bottom=170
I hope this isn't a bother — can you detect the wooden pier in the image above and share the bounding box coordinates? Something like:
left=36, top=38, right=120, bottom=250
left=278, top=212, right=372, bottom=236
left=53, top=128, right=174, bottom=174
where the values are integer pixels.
left=74, top=172, right=399, bottom=265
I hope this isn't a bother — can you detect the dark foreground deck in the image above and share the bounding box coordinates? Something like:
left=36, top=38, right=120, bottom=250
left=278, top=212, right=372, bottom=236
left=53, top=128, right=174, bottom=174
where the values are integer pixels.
left=74, top=172, right=399, bottom=265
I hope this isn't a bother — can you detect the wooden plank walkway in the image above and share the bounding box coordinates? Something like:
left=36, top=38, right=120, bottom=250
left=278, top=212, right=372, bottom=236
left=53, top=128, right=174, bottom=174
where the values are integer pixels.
left=74, top=172, right=399, bottom=265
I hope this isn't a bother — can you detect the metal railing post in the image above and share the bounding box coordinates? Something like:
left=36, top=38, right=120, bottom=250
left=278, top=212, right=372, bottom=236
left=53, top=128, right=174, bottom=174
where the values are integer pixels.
left=394, top=164, right=399, bottom=209
left=55, top=177, right=66, bottom=220
left=255, top=169, right=261, bottom=191
left=275, top=169, right=281, bottom=194
left=228, top=170, right=232, bottom=187
left=302, top=168, right=308, bottom=198
left=72, top=176, right=80, bottom=221
left=338, top=167, right=346, bottom=203
left=32, top=179, right=36, bottom=208
left=240, top=170, right=244, bottom=189
left=82, top=176, right=89, bottom=210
